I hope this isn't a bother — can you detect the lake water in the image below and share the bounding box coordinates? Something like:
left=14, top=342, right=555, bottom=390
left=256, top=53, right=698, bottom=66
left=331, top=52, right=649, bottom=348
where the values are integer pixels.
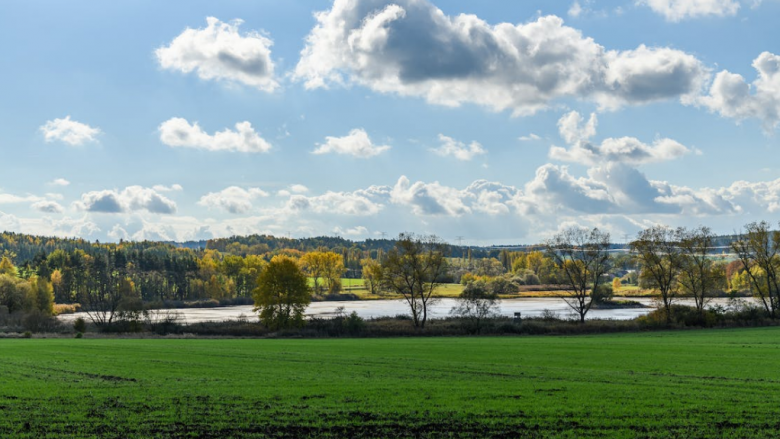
left=58, top=297, right=748, bottom=324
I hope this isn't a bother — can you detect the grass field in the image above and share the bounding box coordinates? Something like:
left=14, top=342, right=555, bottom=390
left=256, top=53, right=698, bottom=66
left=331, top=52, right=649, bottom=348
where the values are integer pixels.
left=2, top=328, right=780, bottom=437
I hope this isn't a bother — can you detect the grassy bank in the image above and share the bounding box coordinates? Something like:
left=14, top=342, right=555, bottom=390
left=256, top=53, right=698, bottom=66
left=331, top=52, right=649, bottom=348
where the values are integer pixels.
left=2, top=328, right=780, bottom=437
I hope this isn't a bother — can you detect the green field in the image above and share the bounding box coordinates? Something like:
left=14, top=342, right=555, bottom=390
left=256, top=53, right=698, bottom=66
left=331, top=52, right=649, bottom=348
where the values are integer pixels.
left=2, top=328, right=780, bottom=437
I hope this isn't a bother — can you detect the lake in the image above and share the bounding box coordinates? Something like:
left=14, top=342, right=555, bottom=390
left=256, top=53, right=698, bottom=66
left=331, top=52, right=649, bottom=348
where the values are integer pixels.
left=58, top=297, right=749, bottom=324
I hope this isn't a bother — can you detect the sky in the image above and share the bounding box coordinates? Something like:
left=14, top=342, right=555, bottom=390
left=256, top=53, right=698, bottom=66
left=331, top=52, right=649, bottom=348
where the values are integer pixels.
left=1, top=0, right=779, bottom=245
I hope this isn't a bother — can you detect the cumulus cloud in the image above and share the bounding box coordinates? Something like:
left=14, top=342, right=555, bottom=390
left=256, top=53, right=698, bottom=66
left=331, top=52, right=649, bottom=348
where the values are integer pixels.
left=50, top=178, right=70, bottom=187
left=431, top=134, right=487, bottom=161
left=9, top=172, right=780, bottom=243
left=378, top=165, right=739, bottom=220
left=198, top=186, right=269, bottom=214
left=156, top=17, right=278, bottom=91
left=74, top=186, right=177, bottom=214
left=698, top=52, right=780, bottom=131
left=40, top=116, right=100, bottom=146
left=550, top=111, right=693, bottom=166
left=520, top=164, right=615, bottom=214
left=558, top=111, right=598, bottom=144
left=294, top=1, right=707, bottom=115
left=31, top=200, right=64, bottom=214
left=465, top=180, right=520, bottom=215
left=159, top=117, right=272, bottom=153
left=286, top=190, right=384, bottom=216
left=313, top=129, right=390, bottom=158
left=390, top=176, right=472, bottom=216
left=640, top=0, right=740, bottom=21
left=716, top=178, right=780, bottom=214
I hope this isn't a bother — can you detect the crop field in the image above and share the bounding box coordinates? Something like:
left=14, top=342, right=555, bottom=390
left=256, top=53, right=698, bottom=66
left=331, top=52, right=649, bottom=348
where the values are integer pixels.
left=2, top=328, right=780, bottom=438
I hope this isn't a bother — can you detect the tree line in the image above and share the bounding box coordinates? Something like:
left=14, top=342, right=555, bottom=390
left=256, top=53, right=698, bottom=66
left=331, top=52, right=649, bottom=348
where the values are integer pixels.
left=1, top=221, right=778, bottom=332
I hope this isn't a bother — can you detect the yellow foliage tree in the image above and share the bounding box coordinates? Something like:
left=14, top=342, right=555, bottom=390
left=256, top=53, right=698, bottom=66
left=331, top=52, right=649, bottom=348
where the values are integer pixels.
left=612, top=277, right=622, bottom=292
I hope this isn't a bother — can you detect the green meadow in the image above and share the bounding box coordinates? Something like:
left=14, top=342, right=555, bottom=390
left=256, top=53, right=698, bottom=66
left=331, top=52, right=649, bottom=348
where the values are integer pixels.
left=2, top=328, right=780, bottom=438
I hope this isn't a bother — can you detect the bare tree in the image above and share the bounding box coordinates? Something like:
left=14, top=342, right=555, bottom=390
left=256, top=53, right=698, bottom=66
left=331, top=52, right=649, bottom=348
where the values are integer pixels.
left=545, top=227, right=611, bottom=323
left=381, top=233, right=448, bottom=329
left=631, top=226, right=685, bottom=323
left=677, top=226, right=726, bottom=313
left=731, top=221, right=780, bottom=318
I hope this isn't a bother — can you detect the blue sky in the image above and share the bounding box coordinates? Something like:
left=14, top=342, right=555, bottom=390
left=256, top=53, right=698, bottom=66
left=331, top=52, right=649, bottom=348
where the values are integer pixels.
left=1, top=0, right=779, bottom=244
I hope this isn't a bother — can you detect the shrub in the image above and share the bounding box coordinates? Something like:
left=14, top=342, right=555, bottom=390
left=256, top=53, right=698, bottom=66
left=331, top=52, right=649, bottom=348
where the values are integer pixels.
left=489, top=277, right=518, bottom=295
left=73, top=317, right=87, bottom=333
left=22, top=331, right=31, bottom=338
left=75, top=332, right=83, bottom=339
left=23, top=309, right=60, bottom=333
left=539, top=309, right=560, bottom=321
left=344, top=311, right=365, bottom=335
left=591, top=284, right=614, bottom=303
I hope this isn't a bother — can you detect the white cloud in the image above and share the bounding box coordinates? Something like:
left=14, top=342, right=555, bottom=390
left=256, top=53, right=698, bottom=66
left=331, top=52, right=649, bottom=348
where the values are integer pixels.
left=153, top=184, right=184, bottom=192
left=51, top=178, right=70, bottom=187
left=333, top=225, right=369, bottom=236
left=569, top=1, right=584, bottom=17
left=550, top=111, right=693, bottom=165
left=286, top=190, right=384, bottom=216
left=294, top=1, right=707, bottom=115
left=74, top=186, right=177, bottom=214
left=31, top=200, right=64, bottom=214
left=465, top=180, right=520, bottom=215
left=390, top=176, right=472, bottom=216
left=198, top=186, right=269, bottom=214
left=431, top=134, right=487, bottom=161
left=597, top=45, right=708, bottom=110
left=698, top=52, right=780, bottom=132
left=0, top=193, right=42, bottom=204
left=519, top=164, right=616, bottom=214
left=9, top=172, right=780, bottom=244
left=558, top=111, right=598, bottom=144
left=277, top=184, right=309, bottom=197
left=156, top=17, right=278, bottom=91
left=313, top=129, right=390, bottom=158
left=640, top=0, right=740, bottom=21
left=40, top=116, right=100, bottom=146
left=519, top=133, right=542, bottom=142
left=159, top=117, right=272, bottom=153
left=551, top=137, right=692, bottom=165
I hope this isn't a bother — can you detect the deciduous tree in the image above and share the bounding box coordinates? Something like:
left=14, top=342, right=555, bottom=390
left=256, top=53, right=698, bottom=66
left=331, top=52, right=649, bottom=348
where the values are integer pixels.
left=677, top=226, right=726, bottom=313
left=252, top=256, right=311, bottom=329
left=545, top=227, right=611, bottom=323
left=731, top=221, right=780, bottom=318
left=631, top=226, right=685, bottom=323
left=380, top=233, right=448, bottom=329
left=361, top=258, right=383, bottom=295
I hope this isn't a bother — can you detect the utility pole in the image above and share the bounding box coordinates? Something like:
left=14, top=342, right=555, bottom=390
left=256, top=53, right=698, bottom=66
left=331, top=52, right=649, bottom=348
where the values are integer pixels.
left=456, top=236, right=465, bottom=262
